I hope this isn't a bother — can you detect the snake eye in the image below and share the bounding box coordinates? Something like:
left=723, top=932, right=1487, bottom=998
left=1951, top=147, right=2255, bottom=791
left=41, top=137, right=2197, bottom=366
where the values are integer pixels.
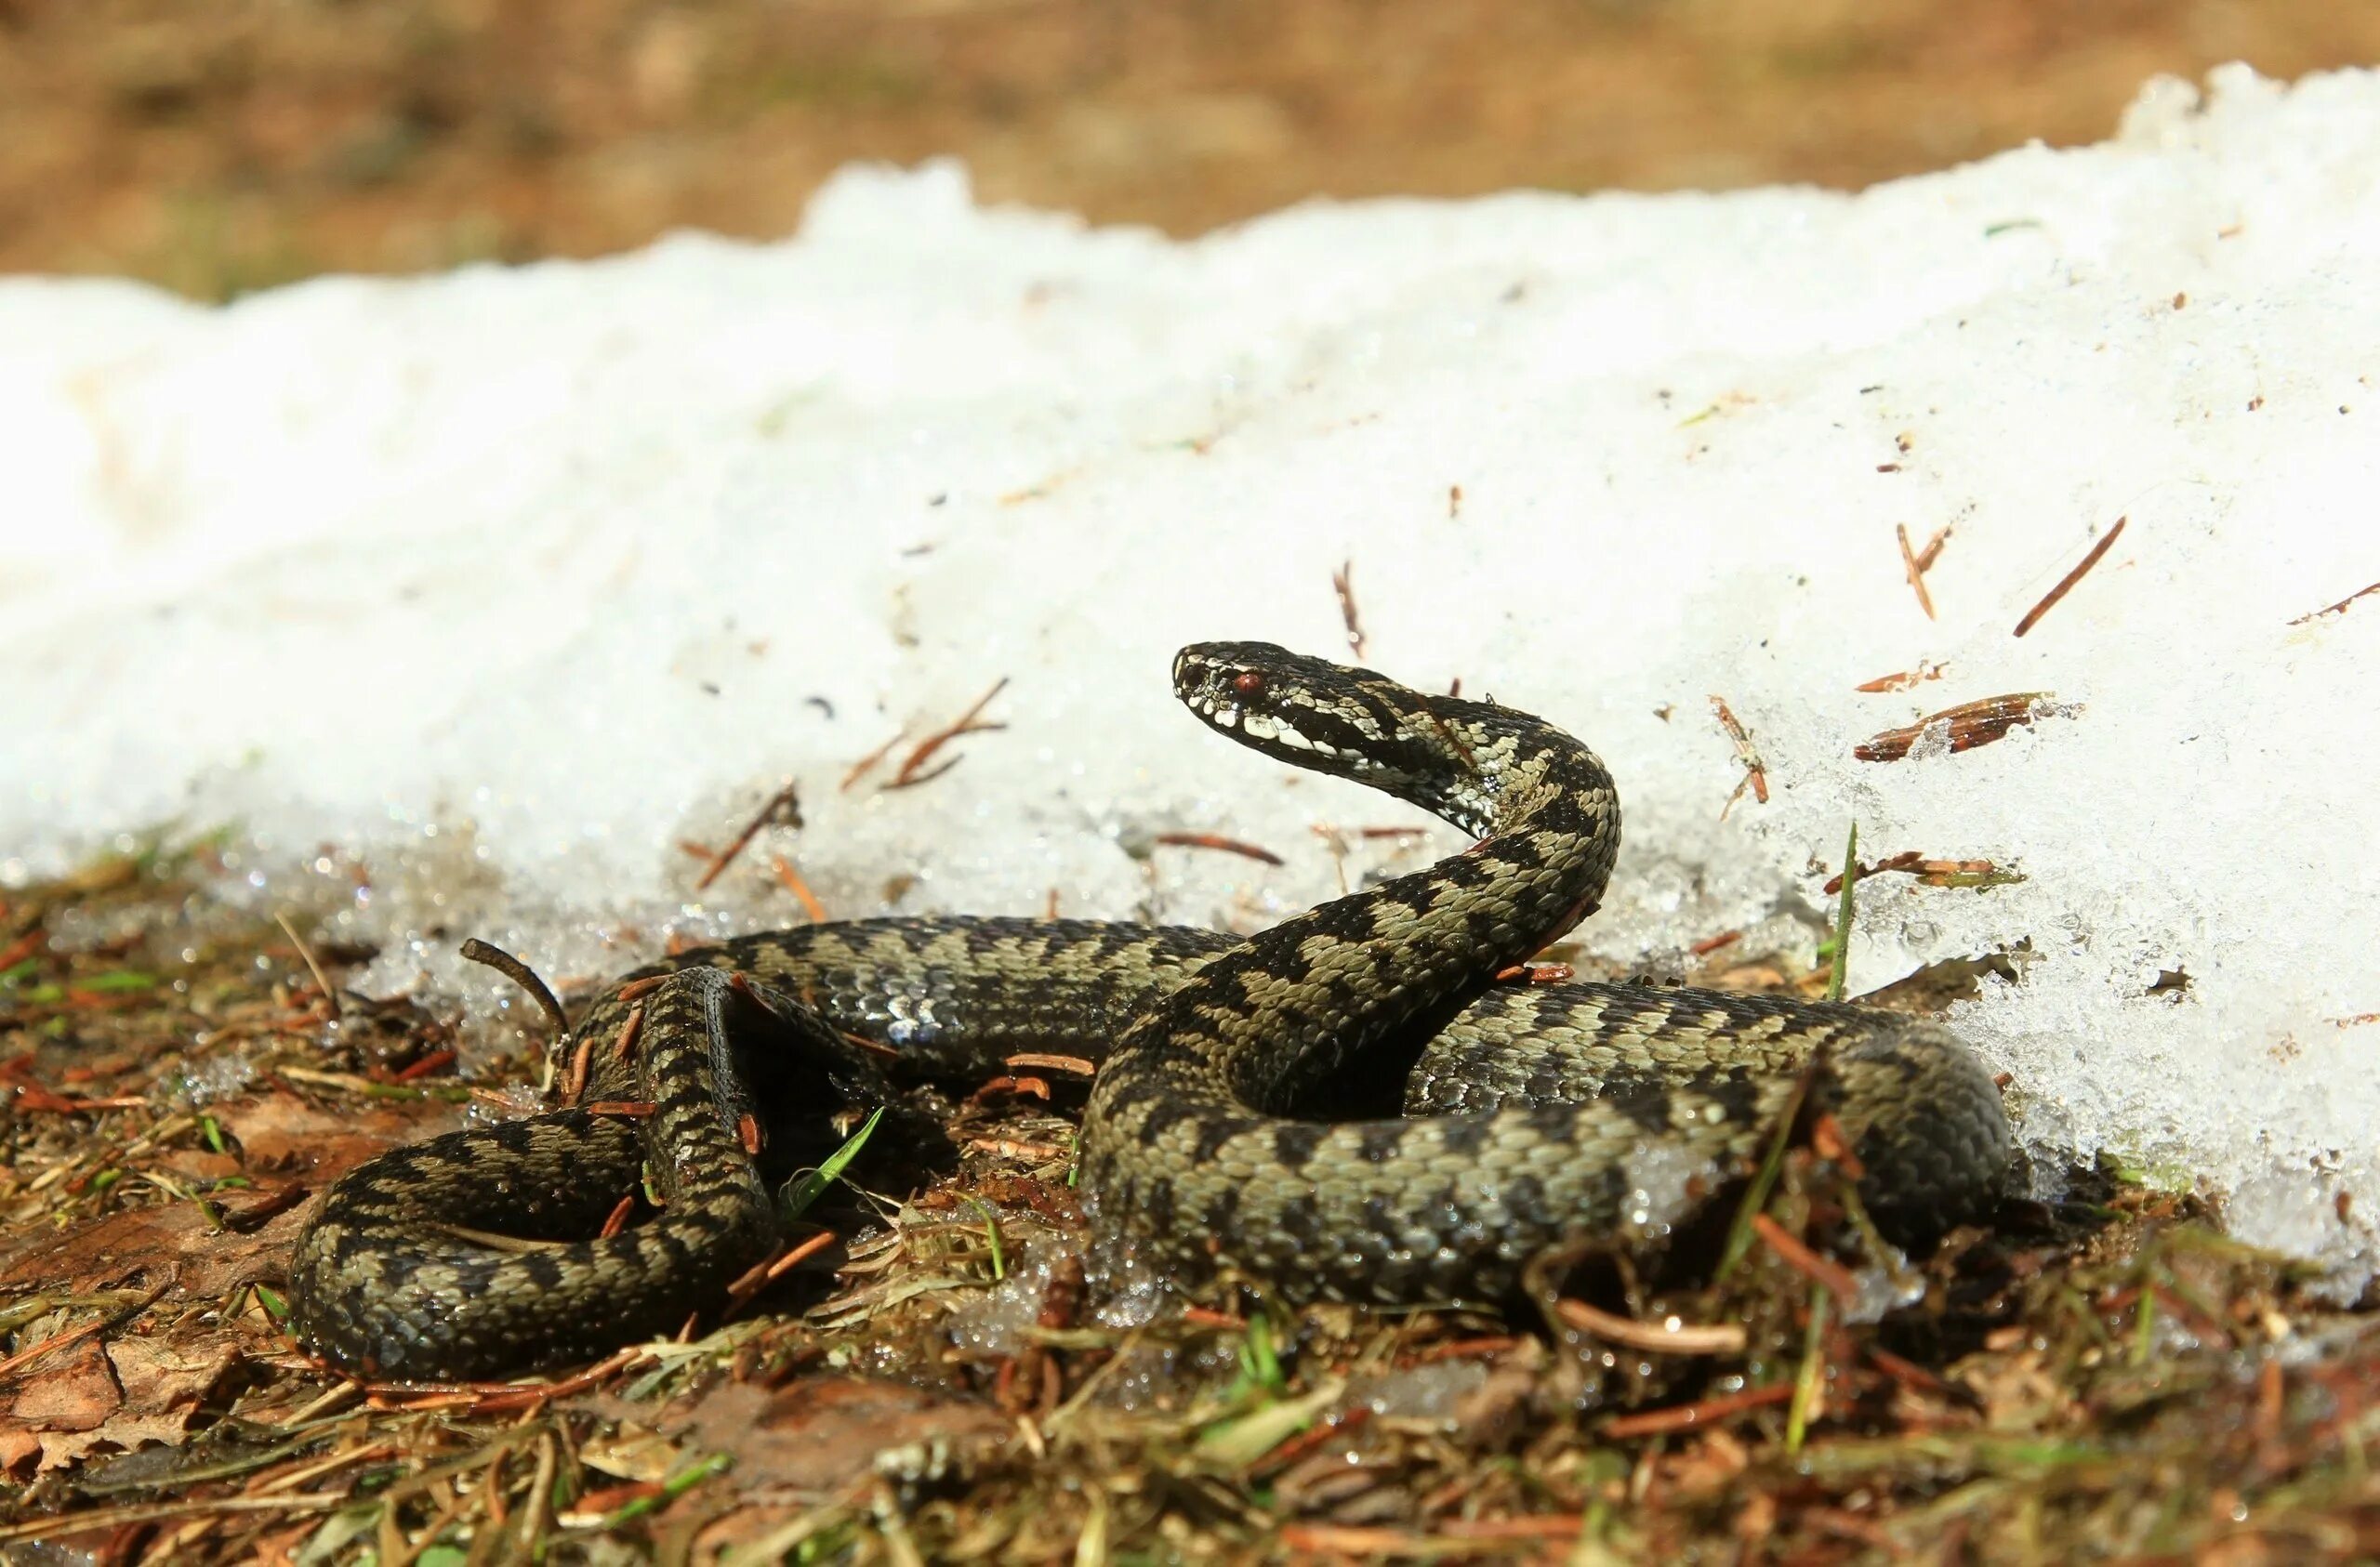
left=1233, top=670, right=1267, bottom=697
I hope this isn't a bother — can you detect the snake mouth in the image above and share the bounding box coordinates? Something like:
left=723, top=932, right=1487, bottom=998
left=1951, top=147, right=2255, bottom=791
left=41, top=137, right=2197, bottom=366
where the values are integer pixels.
left=1173, top=641, right=1370, bottom=765
left=1170, top=641, right=1520, bottom=839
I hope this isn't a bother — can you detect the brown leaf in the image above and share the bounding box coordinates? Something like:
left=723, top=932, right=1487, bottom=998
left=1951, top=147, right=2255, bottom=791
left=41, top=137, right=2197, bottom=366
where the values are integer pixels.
left=661, top=1377, right=1013, bottom=1497
left=3, top=1332, right=244, bottom=1475
left=4, top=1332, right=120, bottom=1434
left=0, top=1196, right=299, bottom=1303
left=218, top=1090, right=463, bottom=1179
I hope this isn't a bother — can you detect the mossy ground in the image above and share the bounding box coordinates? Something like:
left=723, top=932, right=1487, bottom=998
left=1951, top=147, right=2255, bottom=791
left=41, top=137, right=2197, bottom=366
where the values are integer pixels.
left=2, top=849, right=2373, bottom=1563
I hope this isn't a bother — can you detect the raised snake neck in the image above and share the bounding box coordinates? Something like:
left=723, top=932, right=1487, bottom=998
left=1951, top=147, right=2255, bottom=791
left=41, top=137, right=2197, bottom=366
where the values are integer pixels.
left=287, top=642, right=2012, bottom=1381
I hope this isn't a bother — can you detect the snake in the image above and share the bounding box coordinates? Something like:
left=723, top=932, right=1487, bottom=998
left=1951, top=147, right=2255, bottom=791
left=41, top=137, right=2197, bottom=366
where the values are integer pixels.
left=286, top=642, right=2012, bottom=1382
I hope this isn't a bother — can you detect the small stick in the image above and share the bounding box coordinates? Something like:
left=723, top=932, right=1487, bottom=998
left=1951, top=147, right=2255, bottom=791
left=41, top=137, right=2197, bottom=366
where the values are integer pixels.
left=769, top=855, right=829, bottom=922
left=1410, top=1335, right=1524, bottom=1364
left=2288, top=579, right=2380, bottom=625
left=274, top=912, right=344, bottom=1022
left=1709, top=696, right=1767, bottom=816
left=1151, top=832, right=1283, bottom=866
left=10, top=1086, right=147, bottom=1113
left=839, top=727, right=909, bottom=792
left=968, top=1075, right=1051, bottom=1105
left=1854, top=692, right=2066, bottom=762
left=610, top=1002, right=646, bottom=1063
left=457, top=1348, right=648, bottom=1414
left=840, top=1030, right=901, bottom=1060
left=1331, top=559, right=1368, bottom=659
left=1250, top=1405, right=1373, bottom=1476
left=2014, top=515, right=2126, bottom=637
left=1895, top=523, right=1938, bottom=620
left=1808, top=1112, right=1868, bottom=1179
left=1854, top=661, right=1947, bottom=693
left=0, top=1280, right=169, bottom=1379
left=766, top=1230, right=840, bottom=1281
left=1752, top=1214, right=1860, bottom=1305
left=1600, top=1383, right=1796, bottom=1439
left=2254, top=1359, right=2286, bottom=1458
left=0, top=1310, right=110, bottom=1380
left=1004, top=1052, right=1096, bottom=1076
left=1820, top=850, right=1923, bottom=895
left=460, top=939, right=569, bottom=1037
left=1181, top=1305, right=1246, bottom=1329
left=694, top=780, right=801, bottom=891
left=1865, top=1344, right=1950, bottom=1395
left=559, top=1035, right=595, bottom=1104
left=391, top=1048, right=456, bottom=1084
left=725, top=1243, right=792, bottom=1305
left=1554, top=1297, right=1746, bottom=1356
left=965, top=1136, right=1067, bottom=1161
left=890, top=678, right=1009, bottom=787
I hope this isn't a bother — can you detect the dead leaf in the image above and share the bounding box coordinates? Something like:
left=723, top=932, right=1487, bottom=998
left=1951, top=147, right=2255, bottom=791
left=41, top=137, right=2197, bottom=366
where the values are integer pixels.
left=0, top=1091, right=460, bottom=1304
left=0, top=1312, right=245, bottom=1475
left=662, top=1377, right=1013, bottom=1497
left=216, top=1090, right=462, bottom=1179
left=0, top=1199, right=291, bottom=1303
left=4, top=1331, right=119, bottom=1434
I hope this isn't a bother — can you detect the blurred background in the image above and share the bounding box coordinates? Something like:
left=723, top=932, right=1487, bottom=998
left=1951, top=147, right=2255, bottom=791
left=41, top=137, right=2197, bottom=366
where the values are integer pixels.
left=3, top=0, right=2375, bottom=301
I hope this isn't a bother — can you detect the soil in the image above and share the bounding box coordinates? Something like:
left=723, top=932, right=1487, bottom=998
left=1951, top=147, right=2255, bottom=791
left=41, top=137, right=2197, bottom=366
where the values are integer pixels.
left=3, top=0, right=2376, bottom=298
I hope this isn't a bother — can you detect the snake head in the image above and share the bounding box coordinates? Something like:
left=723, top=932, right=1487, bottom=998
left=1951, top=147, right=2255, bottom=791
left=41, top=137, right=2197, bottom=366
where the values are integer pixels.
left=1171, top=641, right=1490, bottom=815
left=1172, top=642, right=1379, bottom=749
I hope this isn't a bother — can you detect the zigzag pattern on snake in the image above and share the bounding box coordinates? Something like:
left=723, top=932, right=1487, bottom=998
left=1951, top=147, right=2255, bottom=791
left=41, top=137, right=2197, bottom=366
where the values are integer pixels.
left=287, top=642, right=2012, bottom=1381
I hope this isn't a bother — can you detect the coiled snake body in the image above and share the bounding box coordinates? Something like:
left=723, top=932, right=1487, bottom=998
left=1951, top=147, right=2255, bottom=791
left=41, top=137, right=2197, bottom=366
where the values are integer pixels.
left=289, top=644, right=2012, bottom=1380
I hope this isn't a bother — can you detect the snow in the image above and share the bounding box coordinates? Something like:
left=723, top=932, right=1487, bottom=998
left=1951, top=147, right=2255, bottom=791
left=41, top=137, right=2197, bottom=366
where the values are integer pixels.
left=4, top=64, right=2374, bottom=1290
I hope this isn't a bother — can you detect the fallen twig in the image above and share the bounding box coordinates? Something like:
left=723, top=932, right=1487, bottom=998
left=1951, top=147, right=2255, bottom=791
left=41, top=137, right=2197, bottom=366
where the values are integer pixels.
left=889, top=678, right=1009, bottom=788
left=1854, top=692, right=2071, bottom=762
left=1896, top=522, right=1949, bottom=619
left=2015, top=516, right=2125, bottom=637
left=694, top=779, right=802, bottom=890
left=1710, top=696, right=1767, bottom=815
left=1331, top=559, right=1368, bottom=659
left=1152, top=831, right=1283, bottom=866
left=2288, top=579, right=2380, bottom=625
left=274, top=911, right=344, bottom=1022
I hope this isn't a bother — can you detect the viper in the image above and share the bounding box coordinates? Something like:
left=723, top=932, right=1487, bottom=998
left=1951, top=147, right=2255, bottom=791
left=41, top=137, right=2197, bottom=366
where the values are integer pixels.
left=287, top=642, right=2011, bottom=1380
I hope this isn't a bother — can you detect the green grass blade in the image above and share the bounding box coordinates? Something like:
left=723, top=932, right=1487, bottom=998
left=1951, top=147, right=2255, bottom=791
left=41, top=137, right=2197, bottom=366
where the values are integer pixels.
left=781, top=1106, right=884, bottom=1218
left=1827, top=820, right=1858, bottom=1002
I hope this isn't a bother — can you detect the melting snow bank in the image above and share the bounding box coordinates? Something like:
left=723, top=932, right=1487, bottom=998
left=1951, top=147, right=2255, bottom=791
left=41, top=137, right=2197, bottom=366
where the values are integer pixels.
left=3, top=65, right=2375, bottom=1291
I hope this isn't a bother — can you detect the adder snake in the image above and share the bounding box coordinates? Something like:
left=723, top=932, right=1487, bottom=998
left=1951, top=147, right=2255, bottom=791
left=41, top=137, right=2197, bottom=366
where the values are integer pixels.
left=287, top=643, right=2012, bottom=1380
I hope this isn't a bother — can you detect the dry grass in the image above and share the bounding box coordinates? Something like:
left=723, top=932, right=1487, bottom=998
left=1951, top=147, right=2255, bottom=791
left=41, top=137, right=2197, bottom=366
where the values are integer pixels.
left=2, top=845, right=2374, bottom=1562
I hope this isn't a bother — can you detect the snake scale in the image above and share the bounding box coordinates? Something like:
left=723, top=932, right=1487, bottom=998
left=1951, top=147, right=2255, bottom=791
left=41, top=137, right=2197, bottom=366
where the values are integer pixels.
left=288, top=643, right=2012, bottom=1381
